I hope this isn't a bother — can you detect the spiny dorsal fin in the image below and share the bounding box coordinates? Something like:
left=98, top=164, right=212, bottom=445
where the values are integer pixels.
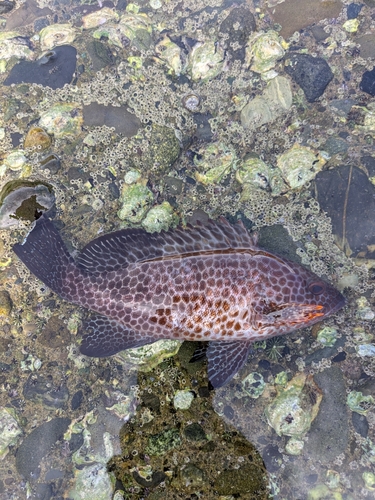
left=76, top=218, right=257, bottom=275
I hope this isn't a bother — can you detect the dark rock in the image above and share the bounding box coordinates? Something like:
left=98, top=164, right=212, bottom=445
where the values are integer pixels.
left=219, top=6, right=256, bottom=61
left=16, top=417, right=70, bottom=481
left=68, top=432, right=84, bottom=453
left=4, top=45, right=77, bottom=90
left=5, top=0, right=51, bottom=29
left=33, top=483, right=53, bottom=500
left=261, top=444, right=283, bottom=472
left=332, top=351, right=347, bottom=362
left=34, top=18, right=49, bottom=32
left=357, top=34, right=375, bottom=59
left=360, top=67, right=375, bottom=96
left=163, top=176, right=184, bottom=195
left=193, top=113, right=213, bottom=140
left=71, top=390, right=83, bottom=411
left=347, top=3, right=363, bottom=19
left=322, top=137, right=348, bottom=155
left=86, top=40, right=115, bottom=71
left=83, top=102, right=141, bottom=137
left=352, top=411, right=369, bottom=437
left=285, top=53, right=333, bottom=102
left=361, top=155, right=375, bottom=176
left=184, top=423, right=207, bottom=441
left=304, top=366, right=348, bottom=462
left=310, top=26, right=330, bottom=42
left=39, top=154, right=61, bottom=175
left=329, top=98, right=356, bottom=117
left=23, top=373, right=69, bottom=408
left=315, top=166, right=375, bottom=257
left=0, top=1, right=14, bottom=15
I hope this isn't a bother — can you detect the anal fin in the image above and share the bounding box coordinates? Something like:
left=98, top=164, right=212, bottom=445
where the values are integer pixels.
left=79, top=314, right=156, bottom=357
left=207, top=340, right=252, bottom=388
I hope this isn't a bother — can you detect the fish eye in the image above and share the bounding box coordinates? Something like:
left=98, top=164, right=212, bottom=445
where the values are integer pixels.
left=308, top=282, right=325, bottom=295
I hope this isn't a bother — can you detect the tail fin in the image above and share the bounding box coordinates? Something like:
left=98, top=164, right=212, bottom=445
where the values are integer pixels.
left=13, top=217, right=77, bottom=298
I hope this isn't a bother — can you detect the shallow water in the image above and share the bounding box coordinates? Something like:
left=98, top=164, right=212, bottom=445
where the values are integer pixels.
left=1, top=0, right=375, bottom=499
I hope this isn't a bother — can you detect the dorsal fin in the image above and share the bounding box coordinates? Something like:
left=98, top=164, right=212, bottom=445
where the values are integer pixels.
left=76, top=217, right=257, bottom=275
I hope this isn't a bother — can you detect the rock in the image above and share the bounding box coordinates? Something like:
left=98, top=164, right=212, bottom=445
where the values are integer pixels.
left=322, top=137, right=348, bottom=156
left=184, top=423, right=207, bottom=442
left=356, top=34, right=375, bottom=59
left=83, top=103, right=141, bottom=137
left=315, top=166, right=375, bottom=257
left=352, top=411, right=369, bottom=437
left=304, top=366, right=348, bottom=462
left=4, top=45, right=77, bottom=90
left=23, top=373, right=69, bottom=408
left=360, top=67, right=375, bottom=96
left=214, top=464, right=264, bottom=495
left=5, top=0, right=51, bottom=29
left=219, top=6, right=256, bottom=61
left=16, top=417, right=70, bottom=481
left=285, top=53, right=333, bottom=102
left=347, top=3, right=364, bottom=19
left=0, top=2, right=14, bottom=15
left=0, top=291, right=12, bottom=317
left=23, top=126, right=51, bottom=150
left=268, top=0, right=342, bottom=39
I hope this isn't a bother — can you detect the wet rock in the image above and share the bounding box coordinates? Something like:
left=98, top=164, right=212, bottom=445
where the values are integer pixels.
left=356, top=34, right=375, bottom=59
left=83, top=103, right=141, bottom=137
left=38, top=315, right=71, bottom=348
left=310, top=25, right=330, bottom=42
left=347, top=3, right=364, bottom=19
left=39, top=154, right=61, bottom=175
left=329, top=98, right=356, bottom=117
left=285, top=53, right=333, bottom=102
left=304, top=366, right=348, bottom=462
left=184, top=423, right=207, bottom=442
left=219, top=6, right=256, bottom=61
left=71, top=390, right=84, bottom=411
left=315, top=166, right=375, bottom=257
left=15, top=417, right=70, bottom=481
left=269, top=0, right=342, bottom=39
left=214, top=464, right=264, bottom=495
left=180, top=464, right=204, bottom=487
left=23, top=126, right=51, bottom=150
left=144, top=124, right=180, bottom=176
left=87, top=40, right=115, bottom=71
left=23, top=373, right=69, bottom=409
left=193, top=112, right=213, bottom=140
left=0, top=1, right=14, bottom=15
left=352, top=411, right=369, bottom=437
left=4, top=45, right=77, bottom=90
left=5, top=0, right=52, bottom=30
left=0, top=291, right=12, bottom=317
left=360, top=66, right=375, bottom=96
left=322, top=137, right=348, bottom=156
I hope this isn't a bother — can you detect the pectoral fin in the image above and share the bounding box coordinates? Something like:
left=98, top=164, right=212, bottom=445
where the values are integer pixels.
left=207, top=340, right=252, bottom=388
left=79, top=314, right=157, bottom=357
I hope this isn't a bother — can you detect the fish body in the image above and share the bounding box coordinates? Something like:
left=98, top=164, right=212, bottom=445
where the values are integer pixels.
left=13, top=217, right=345, bottom=387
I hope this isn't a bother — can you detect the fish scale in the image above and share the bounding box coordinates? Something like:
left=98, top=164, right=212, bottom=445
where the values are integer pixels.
left=13, top=216, right=345, bottom=388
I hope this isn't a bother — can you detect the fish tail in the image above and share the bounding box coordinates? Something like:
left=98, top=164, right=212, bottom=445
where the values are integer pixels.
left=13, top=217, right=80, bottom=300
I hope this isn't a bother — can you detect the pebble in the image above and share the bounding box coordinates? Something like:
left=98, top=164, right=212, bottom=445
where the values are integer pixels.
left=347, top=3, right=364, bottom=19
left=360, top=67, right=375, bottom=96
left=0, top=290, right=12, bottom=317
left=16, top=417, right=70, bottom=481
left=285, top=53, right=333, bottom=102
left=4, top=45, right=77, bottom=90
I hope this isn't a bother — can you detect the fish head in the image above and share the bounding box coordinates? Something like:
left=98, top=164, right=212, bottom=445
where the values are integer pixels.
left=254, top=255, right=346, bottom=335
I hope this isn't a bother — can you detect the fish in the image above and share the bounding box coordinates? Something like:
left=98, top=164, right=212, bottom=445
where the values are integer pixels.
left=13, top=216, right=345, bottom=388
